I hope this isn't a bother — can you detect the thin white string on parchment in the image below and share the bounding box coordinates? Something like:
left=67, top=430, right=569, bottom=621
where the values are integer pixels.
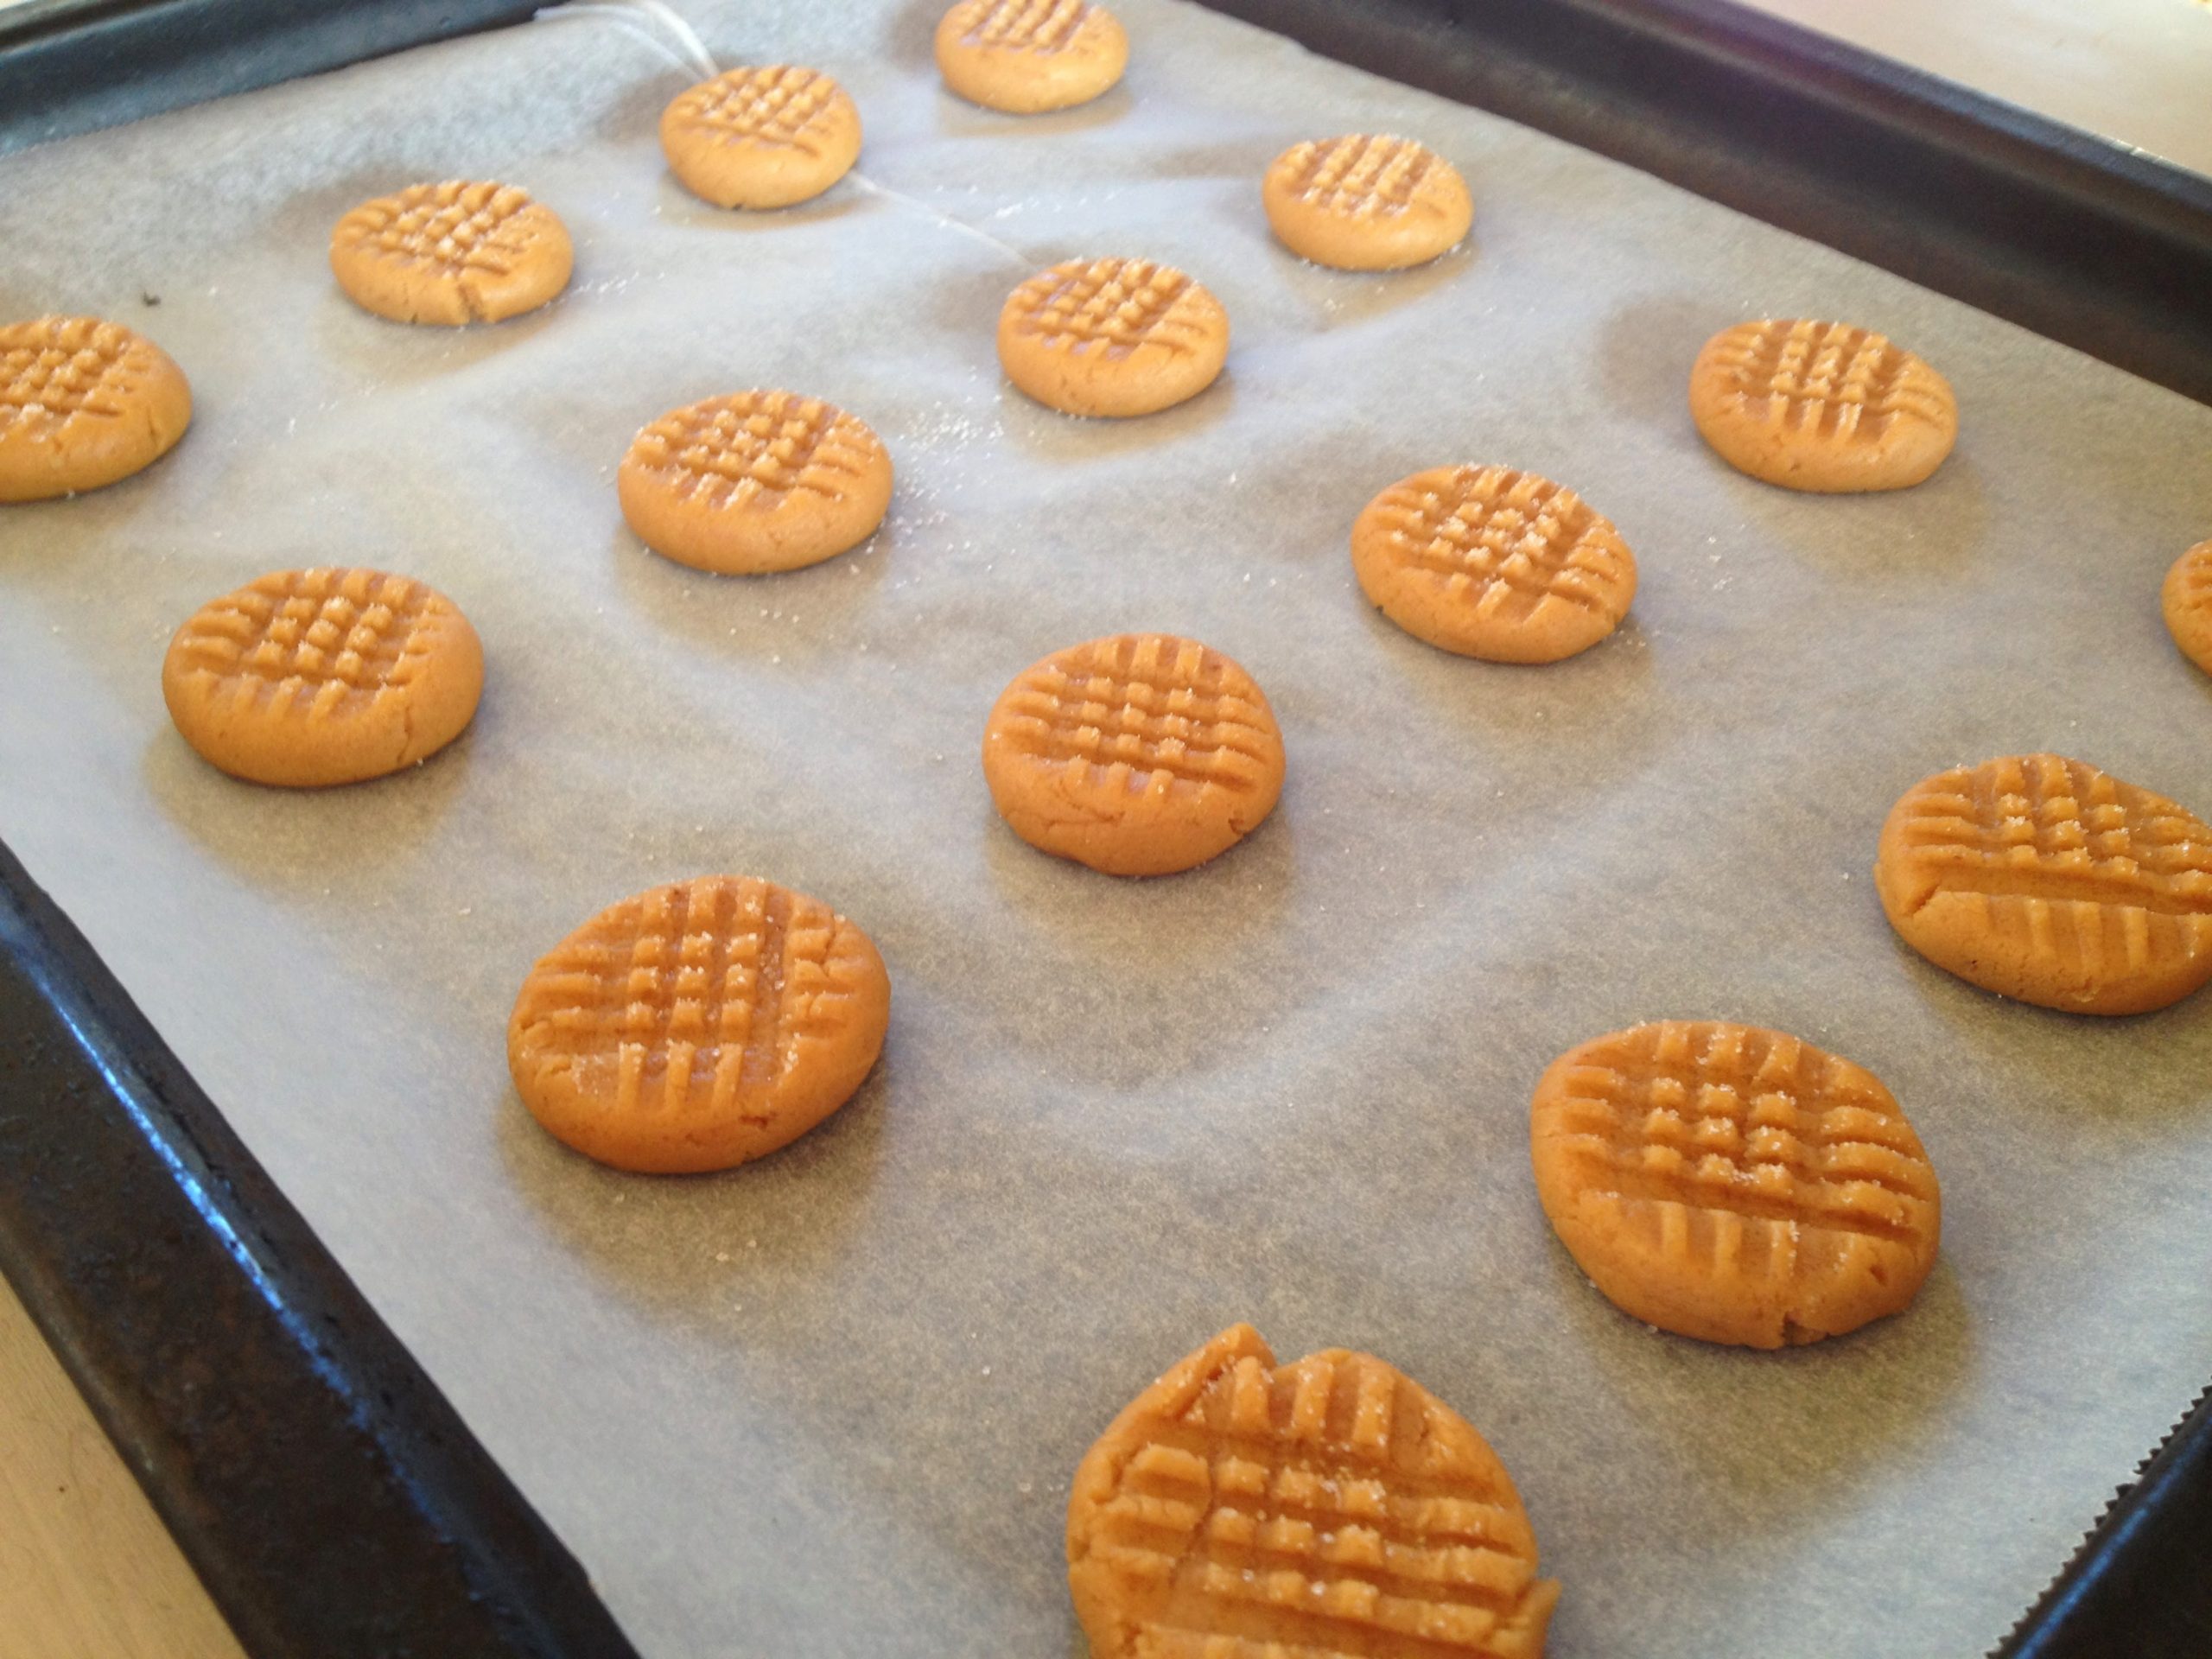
left=531, top=0, right=1032, bottom=269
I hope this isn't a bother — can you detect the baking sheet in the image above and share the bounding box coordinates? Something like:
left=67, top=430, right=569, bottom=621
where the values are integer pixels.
left=4, top=2, right=2212, bottom=1654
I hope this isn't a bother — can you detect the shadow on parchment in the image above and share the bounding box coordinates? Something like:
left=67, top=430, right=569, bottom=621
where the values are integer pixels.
left=139, top=721, right=473, bottom=890
left=495, top=1055, right=890, bottom=1319
left=957, top=804, right=1300, bottom=1090
left=1348, top=602, right=1669, bottom=808
left=1548, top=1238, right=1978, bottom=1528
left=997, top=372, right=1239, bottom=467
left=1878, top=932, right=2212, bottom=1125
left=1271, top=238, right=1480, bottom=335
left=1597, top=293, right=1719, bottom=432
left=608, top=515, right=895, bottom=666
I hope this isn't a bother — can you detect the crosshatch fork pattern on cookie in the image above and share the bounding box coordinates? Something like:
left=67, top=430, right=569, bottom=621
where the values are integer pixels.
left=1541, top=1021, right=1940, bottom=1254
left=994, top=636, right=1276, bottom=795
left=1370, top=467, right=1633, bottom=624
left=511, top=877, right=876, bottom=1114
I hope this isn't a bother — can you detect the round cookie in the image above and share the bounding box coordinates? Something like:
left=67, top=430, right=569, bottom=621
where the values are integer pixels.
left=1067, top=1323, right=1561, bottom=1659
left=998, top=257, right=1228, bottom=418
left=983, top=632, right=1283, bottom=877
left=661, top=65, right=862, bottom=209
left=1, top=315, right=192, bottom=503
left=507, top=874, right=890, bottom=1174
left=1532, top=1020, right=1941, bottom=1350
left=935, top=0, right=1128, bottom=114
left=1690, top=318, right=1956, bottom=493
left=1875, top=753, right=2212, bottom=1015
left=1263, top=133, right=1472, bottom=270
left=2163, top=538, right=2212, bottom=677
left=1352, top=465, right=1637, bottom=664
left=330, top=181, right=573, bottom=326
left=162, top=568, right=484, bottom=787
left=618, top=389, right=893, bottom=575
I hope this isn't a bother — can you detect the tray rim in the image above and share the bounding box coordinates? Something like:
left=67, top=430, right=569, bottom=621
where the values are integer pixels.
left=2, top=0, right=2209, bottom=1654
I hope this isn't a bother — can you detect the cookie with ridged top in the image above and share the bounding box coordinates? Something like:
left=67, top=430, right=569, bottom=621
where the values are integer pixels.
left=983, top=632, right=1282, bottom=876
left=998, top=257, right=1228, bottom=418
left=935, top=0, right=1127, bottom=113
left=2164, top=539, right=2212, bottom=677
left=1067, top=1323, right=1560, bottom=1659
left=1876, top=753, right=2212, bottom=1015
left=661, top=65, right=862, bottom=209
left=1532, top=1020, right=1941, bottom=1349
left=508, top=875, right=890, bottom=1174
left=1, top=315, right=192, bottom=502
left=1690, top=318, right=1956, bottom=492
left=162, top=568, right=483, bottom=787
left=1353, top=465, right=1636, bottom=664
left=330, top=181, right=572, bottom=326
left=1264, top=134, right=1472, bottom=270
left=619, top=389, right=893, bottom=575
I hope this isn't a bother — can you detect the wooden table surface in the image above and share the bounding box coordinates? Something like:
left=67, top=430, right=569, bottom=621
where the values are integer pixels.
left=0, top=1271, right=245, bottom=1659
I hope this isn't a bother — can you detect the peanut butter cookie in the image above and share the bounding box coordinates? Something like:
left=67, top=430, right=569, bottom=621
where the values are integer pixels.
left=1532, top=1020, right=1941, bottom=1348
left=1068, top=1323, right=1560, bottom=1659
left=936, top=0, right=1128, bottom=113
left=998, top=257, right=1228, bottom=418
left=1876, top=753, right=2212, bottom=1014
left=982, top=632, right=1282, bottom=876
left=162, top=568, right=483, bottom=786
left=1690, top=318, right=1956, bottom=492
left=661, top=66, right=862, bottom=209
left=508, top=874, right=890, bottom=1174
left=330, top=181, right=572, bottom=326
left=619, top=390, right=893, bottom=575
left=0, top=315, right=191, bottom=502
left=1353, top=465, right=1636, bottom=664
left=1264, top=134, right=1471, bottom=270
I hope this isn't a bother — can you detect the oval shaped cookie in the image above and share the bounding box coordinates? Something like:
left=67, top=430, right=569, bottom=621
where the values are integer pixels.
left=998, top=257, right=1228, bottom=418
left=1876, top=753, right=2212, bottom=1015
left=983, top=632, right=1283, bottom=877
left=935, top=0, right=1128, bottom=114
left=1690, top=318, right=1956, bottom=493
left=1352, top=465, right=1637, bottom=664
left=2164, top=538, right=2212, bottom=677
left=661, top=65, right=862, bottom=209
left=330, top=181, right=573, bottom=326
left=508, top=874, right=890, bottom=1174
left=1, top=315, right=192, bottom=503
left=1532, top=1020, right=1941, bottom=1349
left=1067, top=1323, right=1561, bottom=1659
left=1264, top=134, right=1472, bottom=271
left=618, top=389, right=893, bottom=575
left=162, top=568, right=484, bottom=787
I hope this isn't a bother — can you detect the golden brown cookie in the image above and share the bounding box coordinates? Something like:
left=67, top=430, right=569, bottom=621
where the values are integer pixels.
left=618, top=389, right=893, bottom=575
left=660, top=65, right=862, bottom=209
left=162, top=568, right=484, bottom=787
left=1690, top=318, right=1956, bottom=493
left=0, top=315, right=192, bottom=503
left=1876, top=753, right=2212, bottom=1015
left=998, top=257, right=1228, bottom=418
left=983, top=633, right=1283, bottom=877
left=507, top=874, right=890, bottom=1174
left=1263, top=134, right=1472, bottom=271
left=1532, top=1021, right=1941, bottom=1350
left=2164, top=539, right=2212, bottom=677
left=1067, top=1323, right=1560, bottom=1659
left=935, top=0, right=1128, bottom=114
left=1352, top=465, right=1636, bottom=664
left=329, top=181, right=573, bottom=326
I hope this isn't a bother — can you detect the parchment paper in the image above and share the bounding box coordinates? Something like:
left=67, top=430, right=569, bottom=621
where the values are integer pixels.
left=4, top=3, right=2212, bottom=1654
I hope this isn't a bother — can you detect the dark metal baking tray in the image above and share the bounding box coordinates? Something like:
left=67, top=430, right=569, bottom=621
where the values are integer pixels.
left=2, top=0, right=2207, bottom=1654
